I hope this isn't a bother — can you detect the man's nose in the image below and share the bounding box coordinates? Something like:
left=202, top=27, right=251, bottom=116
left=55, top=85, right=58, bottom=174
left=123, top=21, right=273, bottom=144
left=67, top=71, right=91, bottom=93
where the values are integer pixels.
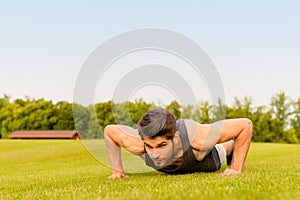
left=151, top=151, right=160, bottom=159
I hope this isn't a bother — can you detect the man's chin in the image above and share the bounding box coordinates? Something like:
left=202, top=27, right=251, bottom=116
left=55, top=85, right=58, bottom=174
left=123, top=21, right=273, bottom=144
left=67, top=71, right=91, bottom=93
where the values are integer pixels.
left=154, top=160, right=166, bottom=167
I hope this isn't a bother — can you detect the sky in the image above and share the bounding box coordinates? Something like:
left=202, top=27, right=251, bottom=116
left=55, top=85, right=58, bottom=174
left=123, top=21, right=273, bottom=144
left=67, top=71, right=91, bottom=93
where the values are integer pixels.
left=1, top=1, right=299, bottom=107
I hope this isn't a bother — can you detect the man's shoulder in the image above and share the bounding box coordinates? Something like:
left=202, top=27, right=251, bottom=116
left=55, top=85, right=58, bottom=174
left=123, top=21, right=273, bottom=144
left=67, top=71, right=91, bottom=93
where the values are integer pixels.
left=176, top=118, right=198, bottom=122
left=176, top=119, right=201, bottom=142
left=178, top=119, right=199, bottom=127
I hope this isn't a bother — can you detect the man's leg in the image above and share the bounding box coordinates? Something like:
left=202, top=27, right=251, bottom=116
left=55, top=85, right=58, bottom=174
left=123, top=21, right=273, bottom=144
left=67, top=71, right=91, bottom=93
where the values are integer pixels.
left=215, top=144, right=226, bottom=165
left=215, top=140, right=234, bottom=166
left=221, top=140, right=234, bottom=156
left=223, top=140, right=234, bottom=166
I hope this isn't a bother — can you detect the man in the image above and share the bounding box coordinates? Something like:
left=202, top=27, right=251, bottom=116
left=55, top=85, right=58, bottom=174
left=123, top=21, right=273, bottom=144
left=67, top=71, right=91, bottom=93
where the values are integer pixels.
left=104, top=109, right=252, bottom=178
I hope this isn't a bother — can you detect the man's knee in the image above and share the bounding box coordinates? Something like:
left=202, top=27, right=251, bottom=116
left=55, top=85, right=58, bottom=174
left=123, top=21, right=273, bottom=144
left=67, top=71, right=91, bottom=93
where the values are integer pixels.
left=215, top=144, right=226, bottom=164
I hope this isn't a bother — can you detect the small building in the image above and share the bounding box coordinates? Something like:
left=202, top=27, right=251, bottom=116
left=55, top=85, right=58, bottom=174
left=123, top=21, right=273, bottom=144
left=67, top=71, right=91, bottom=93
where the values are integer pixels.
left=9, top=130, right=80, bottom=140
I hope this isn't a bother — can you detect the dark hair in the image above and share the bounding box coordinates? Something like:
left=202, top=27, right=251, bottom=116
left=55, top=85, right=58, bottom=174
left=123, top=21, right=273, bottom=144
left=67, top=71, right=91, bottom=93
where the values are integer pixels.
left=138, top=109, right=176, bottom=140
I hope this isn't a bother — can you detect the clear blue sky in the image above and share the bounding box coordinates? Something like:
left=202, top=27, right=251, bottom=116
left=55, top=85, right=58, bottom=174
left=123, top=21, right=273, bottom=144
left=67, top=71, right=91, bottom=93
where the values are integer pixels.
left=1, top=1, right=299, bottom=106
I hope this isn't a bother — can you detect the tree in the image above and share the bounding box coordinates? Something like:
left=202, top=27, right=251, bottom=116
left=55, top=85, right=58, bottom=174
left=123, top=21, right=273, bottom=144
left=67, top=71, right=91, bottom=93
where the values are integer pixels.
left=111, top=102, right=135, bottom=127
left=53, top=101, right=75, bottom=130
left=0, top=101, right=14, bottom=138
left=270, top=92, right=291, bottom=142
left=289, top=98, right=300, bottom=143
left=195, top=101, right=212, bottom=124
left=73, top=103, right=93, bottom=138
left=0, top=97, right=59, bottom=138
left=181, top=104, right=195, bottom=119
left=0, top=95, right=10, bottom=109
left=94, top=101, right=114, bottom=129
left=129, top=98, right=153, bottom=127
left=27, top=98, right=58, bottom=130
left=0, top=95, right=11, bottom=137
left=86, top=105, right=103, bottom=139
left=227, top=97, right=253, bottom=119
left=166, top=101, right=182, bottom=119
left=1, top=93, right=300, bottom=143
left=211, top=98, right=226, bottom=122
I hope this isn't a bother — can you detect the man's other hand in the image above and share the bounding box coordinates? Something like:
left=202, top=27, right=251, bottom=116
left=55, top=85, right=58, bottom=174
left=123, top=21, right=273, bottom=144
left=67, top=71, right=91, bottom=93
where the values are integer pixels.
left=219, top=168, right=241, bottom=176
left=107, top=170, right=129, bottom=179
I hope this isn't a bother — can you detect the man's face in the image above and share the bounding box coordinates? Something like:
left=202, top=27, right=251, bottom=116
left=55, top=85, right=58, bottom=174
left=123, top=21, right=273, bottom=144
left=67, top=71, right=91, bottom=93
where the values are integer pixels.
left=143, top=136, right=174, bottom=167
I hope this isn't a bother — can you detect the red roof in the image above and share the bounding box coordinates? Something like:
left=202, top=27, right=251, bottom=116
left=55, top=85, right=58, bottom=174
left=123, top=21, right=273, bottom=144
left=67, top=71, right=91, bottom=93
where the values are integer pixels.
left=9, top=130, right=80, bottom=139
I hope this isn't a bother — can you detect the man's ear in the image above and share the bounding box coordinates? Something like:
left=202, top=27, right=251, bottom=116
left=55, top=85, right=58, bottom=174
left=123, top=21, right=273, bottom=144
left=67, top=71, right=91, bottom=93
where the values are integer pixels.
left=173, top=131, right=180, bottom=144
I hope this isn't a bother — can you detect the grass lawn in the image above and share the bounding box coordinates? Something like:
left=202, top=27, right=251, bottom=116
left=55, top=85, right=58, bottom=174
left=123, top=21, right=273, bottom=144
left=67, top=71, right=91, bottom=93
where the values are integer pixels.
left=0, top=140, right=299, bottom=200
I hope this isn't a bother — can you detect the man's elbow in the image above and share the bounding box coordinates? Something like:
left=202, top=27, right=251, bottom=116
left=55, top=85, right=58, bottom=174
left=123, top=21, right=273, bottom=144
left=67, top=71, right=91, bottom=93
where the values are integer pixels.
left=104, top=125, right=116, bottom=138
left=243, top=118, right=253, bottom=138
left=245, top=118, right=253, bottom=129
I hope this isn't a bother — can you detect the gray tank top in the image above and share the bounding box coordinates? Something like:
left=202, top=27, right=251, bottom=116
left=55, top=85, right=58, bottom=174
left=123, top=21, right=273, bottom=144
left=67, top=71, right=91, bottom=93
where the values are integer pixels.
left=145, top=119, right=221, bottom=174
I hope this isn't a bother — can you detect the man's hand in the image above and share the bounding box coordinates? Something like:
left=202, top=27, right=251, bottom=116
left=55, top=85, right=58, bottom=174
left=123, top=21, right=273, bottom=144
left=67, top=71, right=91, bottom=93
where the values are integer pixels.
left=104, top=125, right=144, bottom=179
left=216, top=118, right=253, bottom=173
left=219, top=168, right=241, bottom=176
left=107, top=170, right=129, bottom=179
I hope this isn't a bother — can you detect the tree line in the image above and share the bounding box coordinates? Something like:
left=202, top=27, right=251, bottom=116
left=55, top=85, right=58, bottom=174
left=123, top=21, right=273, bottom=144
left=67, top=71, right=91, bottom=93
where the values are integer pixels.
left=0, top=92, right=299, bottom=143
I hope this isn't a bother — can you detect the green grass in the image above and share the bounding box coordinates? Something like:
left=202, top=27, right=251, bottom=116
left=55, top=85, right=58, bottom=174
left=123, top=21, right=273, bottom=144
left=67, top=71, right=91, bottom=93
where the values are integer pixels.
left=0, top=140, right=300, bottom=200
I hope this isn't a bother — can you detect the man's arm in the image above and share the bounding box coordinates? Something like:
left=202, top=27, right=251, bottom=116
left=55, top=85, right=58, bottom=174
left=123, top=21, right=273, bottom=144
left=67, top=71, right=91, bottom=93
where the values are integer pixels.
left=217, top=118, right=253, bottom=175
left=191, top=118, right=253, bottom=175
left=104, top=125, right=144, bottom=178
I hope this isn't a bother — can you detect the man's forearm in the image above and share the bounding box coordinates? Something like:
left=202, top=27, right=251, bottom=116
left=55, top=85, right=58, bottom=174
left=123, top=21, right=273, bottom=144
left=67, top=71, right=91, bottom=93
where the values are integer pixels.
left=230, top=121, right=252, bottom=172
left=104, top=129, right=124, bottom=173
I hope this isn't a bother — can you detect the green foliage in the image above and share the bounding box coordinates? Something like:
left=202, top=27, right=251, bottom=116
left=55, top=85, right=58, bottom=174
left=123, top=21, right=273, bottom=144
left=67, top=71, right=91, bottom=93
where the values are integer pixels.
left=290, top=98, right=300, bottom=141
left=181, top=104, right=195, bottom=119
left=283, top=129, right=299, bottom=144
left=128, top=98, right=154, bottom=126
left=53, top=101, right=75, bottom=130
left=1, top=140, right=300, bottom=199
left=73, top=104, right=99, bottom=139
left=0, top=97, right=62, bottom=138
left=211, top=98, right=226, bottom=122
left=0, top=92, right=300, bottom=143
left=227, top=97, right=253, bottom=119
left=197, top=101, right=213, bottom=124
left=94, top=100, right=114, bottom=129
left=165, top=100, right=182, bottom=119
